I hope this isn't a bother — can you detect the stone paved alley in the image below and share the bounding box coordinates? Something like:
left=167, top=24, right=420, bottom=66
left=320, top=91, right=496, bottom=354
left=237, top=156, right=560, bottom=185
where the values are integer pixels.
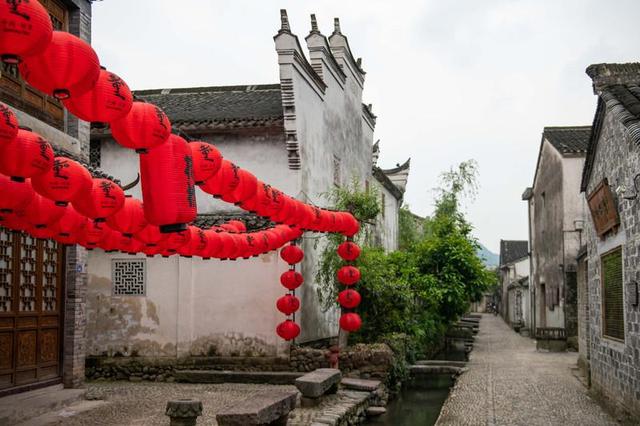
left=436, top=314, right=618, bottom=426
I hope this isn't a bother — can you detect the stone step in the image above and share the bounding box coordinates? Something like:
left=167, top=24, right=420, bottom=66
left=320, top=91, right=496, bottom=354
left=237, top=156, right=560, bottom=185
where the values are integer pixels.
left=175, top=370, right=303, bottom=385
left=409, top=365, right=467, bottom=375
left=295, top=368, right=341, bottom=398
left=0, top=384, right=86, bottom=426
left=414, top=360, right=467, bottom=367
left=341, top=377, right=381, bottom=392
left=366, top=406, right=387, bottom=416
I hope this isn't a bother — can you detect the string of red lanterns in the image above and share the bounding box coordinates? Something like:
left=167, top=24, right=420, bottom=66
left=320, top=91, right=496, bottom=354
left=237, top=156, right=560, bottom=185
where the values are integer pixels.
left=337, top=240, right=363, bottom=332
left=0, top=1, right=364, bottom=341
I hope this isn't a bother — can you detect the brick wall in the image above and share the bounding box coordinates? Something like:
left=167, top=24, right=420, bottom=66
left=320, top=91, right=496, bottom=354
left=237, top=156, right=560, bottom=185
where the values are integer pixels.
left=584, top=109, right=640, bottom=420
left=63, top=245, right=89, bottom=388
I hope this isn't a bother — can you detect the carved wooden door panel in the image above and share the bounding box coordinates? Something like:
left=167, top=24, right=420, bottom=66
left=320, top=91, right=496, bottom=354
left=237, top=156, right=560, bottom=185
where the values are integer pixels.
left=0, top=228, right=64, bottom=391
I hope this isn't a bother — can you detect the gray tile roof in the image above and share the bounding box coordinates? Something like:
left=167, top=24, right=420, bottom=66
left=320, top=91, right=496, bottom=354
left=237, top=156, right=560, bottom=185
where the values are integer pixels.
left=193, top=213, right=273, bottom=231
left=133, top=84, right=284, bottom=130
left=543, top=126, right=591, bottom=155
left=499, top=240, right=529, bottom=266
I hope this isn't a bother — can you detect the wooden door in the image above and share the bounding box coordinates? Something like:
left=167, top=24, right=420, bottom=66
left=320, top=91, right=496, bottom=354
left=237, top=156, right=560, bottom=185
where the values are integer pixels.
left=0, top=227, right=65, bottom=392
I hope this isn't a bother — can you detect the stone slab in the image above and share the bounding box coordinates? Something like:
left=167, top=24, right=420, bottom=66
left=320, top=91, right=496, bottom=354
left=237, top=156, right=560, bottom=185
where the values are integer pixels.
left=175, top=370, right=303, bottom=385
left=415, top=360, right=467, bottom=368
left=366, top=406, right=387, bottom=416
left=409, top=365, right=466, bottom=375
left=216, top=390, right=297, bottom=426
left=340, top=377, right=381, bottom=392
left=295, top=368, right=342, bottom=398
left=0, top=384, right=86, bottom=426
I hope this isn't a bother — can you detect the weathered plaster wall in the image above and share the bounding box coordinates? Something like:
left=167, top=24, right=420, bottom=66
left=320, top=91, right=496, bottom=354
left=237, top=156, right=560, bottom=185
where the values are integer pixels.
left=584, top=108, right=640, bottom=419
left=372, top=180, right=400, bottom=252
left=531, top=141, right=565, bottom=328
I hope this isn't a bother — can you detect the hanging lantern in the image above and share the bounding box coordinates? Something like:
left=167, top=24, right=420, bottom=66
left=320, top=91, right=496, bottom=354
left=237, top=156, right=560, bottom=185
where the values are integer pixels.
left=140, top=134, right=197, bottom=233
left=337, top=265, right=360, bottom=286
left=73, top=178, right=124, bottom=220
left=134, top=224, right=165, bottom=248
left=0, top=0, right=52, bottom=64
left=280, top=270, right=304, bottom=290
left=272, top=195, right=295, bottom=225
left=28, top=223, right=55, bottom=240
left=276, top=294, right=300, bottom=315
left=189, top=141, right=222, bottom=184
left=178, top=226, right=208, bottom=257
left=280, top=245, right=303, bottom=265
left=339, top=313, right=362, bottom=332
left=110, top=101, right=171, bottom=153
left=342, top=213, right=360, bottom=237
left=276, top=320, right=300, bottom=341
left=24, top=192, right=65, bottom=228
left=63, top=68, right=133, bottom=123
left=31, top=156, right=91, bottom=206
left=0, top=175, right=34, bottom=213
left=96, top=227, right=122, bottom=252
left=106, top=196, right=147, bottom=236
left=55, top=218, right=86, bottom=245
left=215, top=232, right=237, bottom=260
left=338, top=289, right=361, bottom=309
left=53, top=205, right=85, bottom=238
left=201, top=229, right=221, bottom=258
left=226, top=220, right=246, bottom=233
left=231, top=168, right=258, bottom=205
left=0, top=102, right=18, bottom=143
left=19, top=31, right=100, bottom=100
left=337, top=241, right=361, bottom=261
left=164, top=227, right=191, bottom=253
left=0, top=127, right=53, bottom=181
left=83, top=218, right=108, bottom=248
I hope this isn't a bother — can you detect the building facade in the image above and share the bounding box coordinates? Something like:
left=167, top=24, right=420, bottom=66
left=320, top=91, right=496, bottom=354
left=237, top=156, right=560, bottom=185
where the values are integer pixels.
left=85, top=13, right=402, bottom=362
left=579, top=63, right=640, bottom=421
left=0, top=0, right=93, bottom=394
left=525, top=126, right=589, bottom=342
left=498, top=240, right=530, bottom=331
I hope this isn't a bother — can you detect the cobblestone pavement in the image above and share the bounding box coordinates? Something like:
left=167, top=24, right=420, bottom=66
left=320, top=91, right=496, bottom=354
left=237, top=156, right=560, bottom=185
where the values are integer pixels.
left=436, top=314, right=618, bottom=426
left=42, top=382, right=298, bottom=425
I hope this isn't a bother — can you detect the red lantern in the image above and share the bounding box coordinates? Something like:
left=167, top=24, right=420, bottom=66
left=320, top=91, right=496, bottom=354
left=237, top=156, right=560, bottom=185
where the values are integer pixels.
left=134, top=224, right=165, bottom=248
left=83, top=219, right=108, bottom=247
left=271, top=195, right=295, bottom=225
left=0, top=127, right=53, bottom=181
left=280, top=245, right=303, bottom=265
left=189, top=142, right=222, bottom=184
left=338, top=289, right=361, bottom=309
left=337, top=265, right=360, bottom=286
left=0, top=175, right=34, bottom=213
left=339, top=313, right=362, bottom=332
left=106, top=197, right=147, bottom=236
left=28, top=223, right=55, bottom=240
left=276, top=320, right=300, bottom=341
left=215, top=232, right=237, bottom=260
left=179, top=226, right=208, bottom=257
left=226, top=220, right=246, bottom=233
left=232, top=168, right=258, bottom=205
left=342, top=213, right=360, bottom=237
left=0, top=209, right=28, bottom=231
left=32, top=157, right=91, bottom=206
left=276, top=294, right=300, bottom=315
left=280, top=270, right=304, bottom=290
left=55, top=218, right=86, bottom=245
left=337, top=241, right=361, bottom=261
left=53, top=205, right=85, bottom=238
left=0, top=0, right=52, bottom=64
left=164, top=227, right=191, bottom=253
left=110, top=102, right=171, bottom=153
left=19, top=31, right=100, bottom=100
left=201, top=230, right=221, bottom=258
left=140, top=134, right=197, bottom=233
left=24, top=192, right=65, bottom=227
left=63, top=68, right=133, bottom=123
left=0, top=102, right=18, bottom=143
left=73, top=178, right=124, bottom=220
left=97, top=228, right=122, bottom=252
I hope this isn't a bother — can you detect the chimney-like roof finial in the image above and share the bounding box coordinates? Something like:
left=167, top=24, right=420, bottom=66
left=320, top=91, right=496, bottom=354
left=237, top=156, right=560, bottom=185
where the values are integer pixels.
left=356, top=58, right=362, bottom=67
left=310, top=14, right=319, bottom=33
left=333, top=17, right=342, bottom=35
left=280, top=9, right=290, bottom=32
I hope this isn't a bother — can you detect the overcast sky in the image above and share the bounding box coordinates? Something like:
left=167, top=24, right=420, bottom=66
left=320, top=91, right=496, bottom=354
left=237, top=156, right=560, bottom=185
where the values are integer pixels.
left=92, top=0, right=640, bottom=252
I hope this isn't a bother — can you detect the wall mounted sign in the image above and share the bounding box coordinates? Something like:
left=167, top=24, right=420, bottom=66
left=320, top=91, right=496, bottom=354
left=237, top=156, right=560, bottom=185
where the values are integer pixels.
left=587, top=179, right=620, bottom=237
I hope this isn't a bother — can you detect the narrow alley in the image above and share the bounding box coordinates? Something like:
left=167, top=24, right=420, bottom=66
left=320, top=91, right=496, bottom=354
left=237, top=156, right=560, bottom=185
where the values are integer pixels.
left=437, top=315, right=618, bottom=426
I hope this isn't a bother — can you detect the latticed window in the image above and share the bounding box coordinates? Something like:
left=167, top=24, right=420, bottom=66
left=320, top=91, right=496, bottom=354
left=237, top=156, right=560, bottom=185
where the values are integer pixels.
left=112, top=259, right=146, bottom=296
left=89, top=139, right=101, bottom=168
left=601, top=247, right=624, bottom=341
left=0, top=0, right=68, bottom=129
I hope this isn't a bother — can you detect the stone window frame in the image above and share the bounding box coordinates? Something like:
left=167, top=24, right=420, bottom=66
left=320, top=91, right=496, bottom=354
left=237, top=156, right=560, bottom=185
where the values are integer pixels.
left=111, top=258, right=147, bottom=297
left=600, top=246, right=625, bottom=343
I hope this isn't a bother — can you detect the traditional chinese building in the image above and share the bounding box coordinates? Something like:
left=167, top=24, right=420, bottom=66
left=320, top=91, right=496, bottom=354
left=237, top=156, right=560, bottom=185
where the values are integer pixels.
left=498, top=240, right=530, bottom=332
left=85, top=12, right=407, bottom=367
left=0, top=0, right=94, bottom=395
left=578, top=62, right=640, bottom=422
left=524, top=126, right=590, bottom=348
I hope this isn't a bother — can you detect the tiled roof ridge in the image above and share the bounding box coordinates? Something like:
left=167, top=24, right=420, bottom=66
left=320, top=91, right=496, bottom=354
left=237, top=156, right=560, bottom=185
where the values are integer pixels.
left=133, top=84, right=281, bottom=96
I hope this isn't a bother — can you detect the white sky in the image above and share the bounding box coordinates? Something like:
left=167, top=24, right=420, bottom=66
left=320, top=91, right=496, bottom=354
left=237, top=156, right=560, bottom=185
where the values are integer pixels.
left=91, top=0, right=640, bottom=253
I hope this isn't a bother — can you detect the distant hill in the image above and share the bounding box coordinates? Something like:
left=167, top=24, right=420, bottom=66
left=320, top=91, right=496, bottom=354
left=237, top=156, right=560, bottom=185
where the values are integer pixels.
left=477, top=243, right=499, bottom=268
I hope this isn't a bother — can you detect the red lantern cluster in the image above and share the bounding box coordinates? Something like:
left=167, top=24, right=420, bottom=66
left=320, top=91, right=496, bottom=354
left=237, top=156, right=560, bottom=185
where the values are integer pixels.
left=276, top=242, right=303, bottom=341
left=0, top=102, right=18, bottom=144
left=337, top=240, right=362, bottom=333
left=0, top=0, right=52, bottom=64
